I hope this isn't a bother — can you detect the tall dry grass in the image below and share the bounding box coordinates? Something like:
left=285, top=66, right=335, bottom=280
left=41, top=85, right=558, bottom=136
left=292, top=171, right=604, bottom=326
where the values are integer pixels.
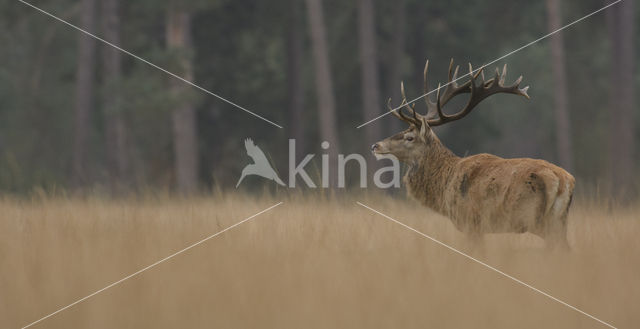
left=1, top=193, right=639, bottom=328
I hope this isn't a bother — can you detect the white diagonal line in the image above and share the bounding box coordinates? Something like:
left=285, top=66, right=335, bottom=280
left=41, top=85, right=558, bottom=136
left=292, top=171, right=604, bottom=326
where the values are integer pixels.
left=356, top=202, right=617, bottom=329
left=20, top=202, right=283, bottom=329
left=18, top=0, right=283, bottom=129
left=357, top=0, right=623, bottom=129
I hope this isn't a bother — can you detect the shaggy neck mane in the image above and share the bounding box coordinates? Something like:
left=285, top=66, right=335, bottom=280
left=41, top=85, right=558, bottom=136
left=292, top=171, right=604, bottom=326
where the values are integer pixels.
left=404, top=138, right=458, bottom=214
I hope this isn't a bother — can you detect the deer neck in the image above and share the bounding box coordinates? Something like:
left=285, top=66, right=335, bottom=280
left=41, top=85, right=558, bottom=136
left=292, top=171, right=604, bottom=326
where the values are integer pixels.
left=404, top=140, right=459, bottom=214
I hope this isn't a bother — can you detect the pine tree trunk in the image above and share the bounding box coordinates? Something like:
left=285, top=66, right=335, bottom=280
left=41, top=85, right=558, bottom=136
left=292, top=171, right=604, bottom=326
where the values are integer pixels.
left=412, top=1, right=427, bottom=104
left=167, top=7, right=199, bottom=194
left=545, top=0, right=573, bottom=171
left=357, top=0, right=382, bottom=153
left=305, top=0, right=340, bottom=187
left=287, top=0, right=306, bottom=159
left=72, top=0, right=97, bottom=189
left=386, top=0, right=405, bottom=135
left=607, top=0, right=636, bottom=200
left=102, top=0, right=129, bottom=192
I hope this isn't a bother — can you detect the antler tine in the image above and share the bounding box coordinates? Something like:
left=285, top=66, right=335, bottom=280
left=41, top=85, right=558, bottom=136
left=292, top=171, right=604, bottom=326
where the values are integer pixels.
left=423, top=60, right=433, bottom=108
left=513, top=75, right=523, bottom=86
left=435, top=61, right=482, bottom=107
left=398, top=82, right=422, bottom=125
left=464, top=62, right=479, bottom=112
left=388, top=96, right=414, bottom=124
left=452, top=65, right=460, bottom=86
left=471, top=63, right=483, bottom=80
left=400, top=81, right=414, bottom=112
left=489, top=67, right=500, bottom=88
left=435, top=82, right=445, bottom=120
left=412, top=105, right=420, bottom=122
left=469, top=63, right=477, bottom=87
left=400, top=100, right=422, bottom=126
left=388, top=98, right=403, bottom=120
left=423, top=60, right=441, bottom=120
left=492, top=64, right=530, bottom=99
left=424, top=60, right=431, bottom=95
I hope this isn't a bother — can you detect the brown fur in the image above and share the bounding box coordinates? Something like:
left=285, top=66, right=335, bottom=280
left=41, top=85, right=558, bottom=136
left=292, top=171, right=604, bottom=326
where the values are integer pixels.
left=373, top=121, right=575, bottom=248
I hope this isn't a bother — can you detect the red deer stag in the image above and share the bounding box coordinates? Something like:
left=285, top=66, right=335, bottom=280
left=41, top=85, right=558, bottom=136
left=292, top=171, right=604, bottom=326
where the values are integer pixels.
left=371, top=59, right=575, bottom=248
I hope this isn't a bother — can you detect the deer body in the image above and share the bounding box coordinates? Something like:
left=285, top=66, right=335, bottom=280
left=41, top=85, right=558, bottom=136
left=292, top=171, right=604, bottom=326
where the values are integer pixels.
left=373, top=59, right=574, bottom=247
left=404, top=139, right=574, bottom=243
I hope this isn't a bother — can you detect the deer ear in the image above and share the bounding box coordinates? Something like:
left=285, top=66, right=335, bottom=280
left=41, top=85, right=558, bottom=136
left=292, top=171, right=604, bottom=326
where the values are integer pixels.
left=419, top=117, right=431, bottom=138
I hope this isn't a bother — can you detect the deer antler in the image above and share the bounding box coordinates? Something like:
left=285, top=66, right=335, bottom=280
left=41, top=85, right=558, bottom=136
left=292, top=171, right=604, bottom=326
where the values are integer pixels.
left=389, top=81, right=422, bottom=126
left=390, top=59, right=530, bottom=127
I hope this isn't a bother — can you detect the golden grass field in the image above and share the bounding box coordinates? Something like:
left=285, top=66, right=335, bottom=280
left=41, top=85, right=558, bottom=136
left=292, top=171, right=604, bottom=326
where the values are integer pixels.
left=1, top=193, right=639, bottom=328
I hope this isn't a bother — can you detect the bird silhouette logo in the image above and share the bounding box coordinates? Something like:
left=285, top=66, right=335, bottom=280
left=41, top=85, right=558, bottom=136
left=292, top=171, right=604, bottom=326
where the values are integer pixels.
left=236, top=138, right=285, bottom=188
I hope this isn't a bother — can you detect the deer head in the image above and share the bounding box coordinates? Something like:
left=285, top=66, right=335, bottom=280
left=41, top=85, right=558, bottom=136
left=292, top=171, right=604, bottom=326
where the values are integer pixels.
left=371, top=59, right=530, bottom=163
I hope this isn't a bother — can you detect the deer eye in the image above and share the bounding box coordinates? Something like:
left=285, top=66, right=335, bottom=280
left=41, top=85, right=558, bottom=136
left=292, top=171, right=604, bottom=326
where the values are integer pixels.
left=405, top=136, right=414, bottom=142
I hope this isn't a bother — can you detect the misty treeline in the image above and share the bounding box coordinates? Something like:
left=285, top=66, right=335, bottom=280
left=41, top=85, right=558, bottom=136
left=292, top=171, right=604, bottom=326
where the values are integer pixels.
left=0, top=0, right=637, bottom=199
